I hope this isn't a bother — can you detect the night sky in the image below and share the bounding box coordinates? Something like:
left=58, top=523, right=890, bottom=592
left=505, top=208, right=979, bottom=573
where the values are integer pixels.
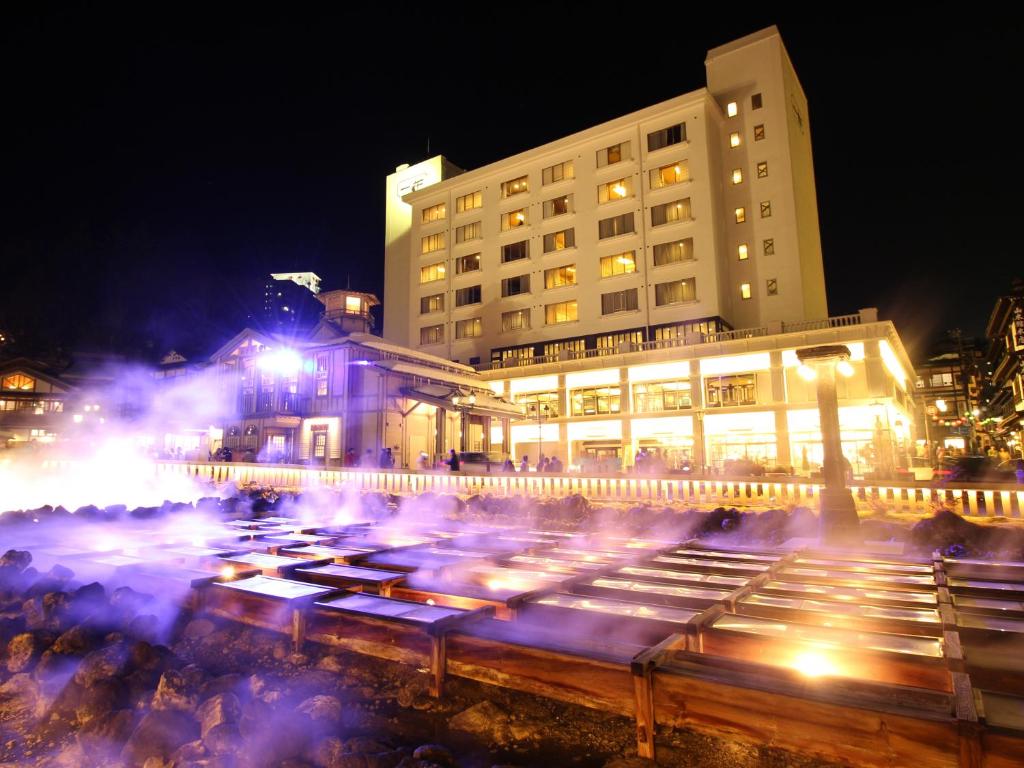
left=2, top=7, right=1020, bottom=364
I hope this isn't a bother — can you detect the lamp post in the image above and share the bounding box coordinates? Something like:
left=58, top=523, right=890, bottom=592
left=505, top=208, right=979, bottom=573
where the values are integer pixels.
left=536, top=402, right=549, bottom=470
left=797, top=345, right=861, bottom=546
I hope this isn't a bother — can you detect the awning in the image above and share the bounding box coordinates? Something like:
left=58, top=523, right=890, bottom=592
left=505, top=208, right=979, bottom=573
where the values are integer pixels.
left=400, top=386, right=523, bottom=420
left=372, top=359, right=484, bottom=390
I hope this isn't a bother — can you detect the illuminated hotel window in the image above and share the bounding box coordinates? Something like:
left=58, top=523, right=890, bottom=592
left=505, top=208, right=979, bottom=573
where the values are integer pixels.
left=543, top=194, right=574, bottom=218
left=421, top=232, right=445, bottom=254
left=455, top=221, right=482, bottom=243
left=737, top=244, right=748, bottom=260
left=649, top=160, right=690, bottom=189
left=600, top=251, right=637, bottom=277
left=766, top=278, right=778, bottom=296
left=760, top=201, right=772, bottom=218
left=600, top=288, right=638, bottom=315
left=732, top=168, right=743, bottom=185
left=757, top=161, right=768, bottom=178
left=597, top=141, right=631, bottom=167
left=419, top=262, right=446, bottom=283
left=729, top=132, right=741, bottom=148
left=734, top=207, right=746, bottom=223
left=420, top=293, right=444, bottom=314
left=544, top=338, right=585, bottom=356
left=345, top=295, right=362, bottom=313
left=420, top=324, right=444, bottom=345
left=545, top=300, right=578, bottom=324
left=740, top=283, right=752, bottom=299
left=539, top=227, right=573, bottom=252
left=455, top=285, right=482, bottom=306
left=456, top=190, right=483, bottom=212
left=751, top=93, right=763, bottom=109
left=653, top=319, right=720, bottom=341
left=421, top=202, right=446, bottom=223
left=647, top=123, right=686, bottom=152
left=706, top=373, right=756, bottom=407
left=542, top=160, right=574, bottom=185
left=496, top=346, right=535, bottom=365
left=501, top=175, right=529, bottom=198
left=501, top=309, right=531, bottom=332
left=597, top=331, right=643, bottom=354
left=501, top=240, right=529, bottom=263
left=598, top=212, right=635, bottom=239
left=455, top=318, right=482, bottom=339
left=651, top=198, right=691, bottom=226
left=571, top=386, right=621, bottom=416
left=456, top=253, right=481, bottom=273
left=726, top=101, right=738, bottom=117
left=1, top=374, right=34, bottom=391
left=598, top=177, right=632, bottom=204
left=518, top=391, right=559, bottom=418
left=653, top=238, right=693, bottom=266
left=763, top=238, right=775, bottom=255
left=501, top=208, right=528, bottom=231
left=632, top=380, right=692, bottom=412
left=501, top=274, right=530, bottom=297
left=655, top=278, right=696, bottom=306
left=544, top=264, right=577, bottom=289
left=754, top=124, right=765, bottom=141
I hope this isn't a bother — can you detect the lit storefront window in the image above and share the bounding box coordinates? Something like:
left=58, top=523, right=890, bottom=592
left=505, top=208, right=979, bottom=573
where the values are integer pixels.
left=570, top=386, right=621, bottom=416
left=704, top=411, right=778, bottom=471
left=632, top=380, right=692, bottom=412
left=705, top=373, right=757, bottom=407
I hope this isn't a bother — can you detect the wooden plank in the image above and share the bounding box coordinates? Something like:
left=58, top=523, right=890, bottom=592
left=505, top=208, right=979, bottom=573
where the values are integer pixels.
left=445, top=631, right=635, bottom=714
left=632, top=668, right=655, bottom=759
left=653, top=667, right=960, bottom=768
left=429, top=634, right=446, bottom=698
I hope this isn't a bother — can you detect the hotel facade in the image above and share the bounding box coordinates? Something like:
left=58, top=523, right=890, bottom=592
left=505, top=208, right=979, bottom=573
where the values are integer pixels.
left=375, top=26, right=919, bottom=477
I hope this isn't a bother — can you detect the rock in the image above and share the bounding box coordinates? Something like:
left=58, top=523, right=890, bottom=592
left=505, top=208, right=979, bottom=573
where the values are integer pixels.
left=6, top=632, right=44, bottom=673
left=127, top=613, right=160, bottom=642
left=0, top=549, right=32, bottom=571
left=345, top=737, right=391, bottom=754
left=143, top=757, right=169, bottom=768
left=74, top=679, right=127, bottom=725
left=364, top=751, right=405, bottom=768
left=297, top=694, right=342, bottom=730
left=199, top=672, right=245, bottom=701
left=77, top=708, right=137, bottom=759
left=448, top=700, right=511, bottom=744
left=197, top=693, right=241, bottom=739
left=183, top=618, right=216, bottom=640
left=0, top=673, right=43, bottom=723
left=168, top=740, right=207, bottom=764
left=74, top=644, right=128, bottom=688
left=153, top=665, right=207, bottom=713
left=121, top=709, right=199, bottom=766
left=50, top=624, right=95, bottom=655
left=111, top=586, right=152, bottom=617
left=204, top=722, right=243, bottom=755
left=33, top=650, right=81, bottom=691
left=316, top=654, right=346, bottom=674
left=412, top=744, right=455, bottom=766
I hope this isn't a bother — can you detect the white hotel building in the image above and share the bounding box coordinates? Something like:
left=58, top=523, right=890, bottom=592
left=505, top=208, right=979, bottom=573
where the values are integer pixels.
left=379, top=26, right=920, bottom=477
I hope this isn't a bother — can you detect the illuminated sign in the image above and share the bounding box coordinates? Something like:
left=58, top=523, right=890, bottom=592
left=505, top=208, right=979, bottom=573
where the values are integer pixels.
left=1013, top=304, right=1024, bottom=352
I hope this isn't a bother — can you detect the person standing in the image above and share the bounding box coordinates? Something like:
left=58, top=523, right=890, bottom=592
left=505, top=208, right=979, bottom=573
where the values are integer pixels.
left=446, top=449, right=460, bottom=472
left=519, top=456, right=529, bottom=473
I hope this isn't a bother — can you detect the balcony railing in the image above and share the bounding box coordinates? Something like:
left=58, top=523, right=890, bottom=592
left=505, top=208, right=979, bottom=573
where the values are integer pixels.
left=482, top=312, right=869, bottom=371
left=239, top=391, right=301, bottom=416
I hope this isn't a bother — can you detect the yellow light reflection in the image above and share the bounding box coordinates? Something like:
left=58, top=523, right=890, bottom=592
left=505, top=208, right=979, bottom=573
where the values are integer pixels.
left=790, top=649, right=840, bottom=678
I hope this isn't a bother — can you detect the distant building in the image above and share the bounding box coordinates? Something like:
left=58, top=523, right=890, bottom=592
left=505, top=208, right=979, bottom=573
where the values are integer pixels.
left=258, top=271, right=325, bottom=334
left=209, top=289, right=519, bottom=466
left=0, top=358, right=90, bottom=447
left=912, top=344, right=982, bottom=458
left=982, top=284, right=1024, bottom=456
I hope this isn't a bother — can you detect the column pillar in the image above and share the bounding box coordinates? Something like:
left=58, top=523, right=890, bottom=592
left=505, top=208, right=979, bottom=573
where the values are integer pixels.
left=620, top=367, right=632, bottom=469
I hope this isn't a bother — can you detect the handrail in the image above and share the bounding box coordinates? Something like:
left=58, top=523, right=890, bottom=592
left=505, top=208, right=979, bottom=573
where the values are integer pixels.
left=481, top=312, right=869, bottom=371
